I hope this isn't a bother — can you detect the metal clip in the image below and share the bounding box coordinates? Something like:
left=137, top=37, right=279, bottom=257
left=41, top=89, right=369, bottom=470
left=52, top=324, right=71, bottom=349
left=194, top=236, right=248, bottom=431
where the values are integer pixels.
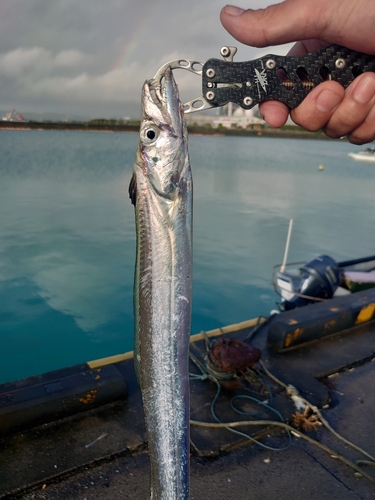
left=148, top=46, right=239, bottom=114
left=149, top=58, right=205, bottom=112
left=182, top=48, right=238, bottom=113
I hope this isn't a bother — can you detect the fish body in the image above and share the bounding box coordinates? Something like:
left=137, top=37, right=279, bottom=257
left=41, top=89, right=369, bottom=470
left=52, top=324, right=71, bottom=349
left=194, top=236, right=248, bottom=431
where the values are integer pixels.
left=129, top=68, right=192, bottom=499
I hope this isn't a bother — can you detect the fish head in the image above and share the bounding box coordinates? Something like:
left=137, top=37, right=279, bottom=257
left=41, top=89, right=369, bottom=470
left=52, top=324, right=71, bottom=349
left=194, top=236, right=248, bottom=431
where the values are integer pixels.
left=136, top=67, right=188, bottom=201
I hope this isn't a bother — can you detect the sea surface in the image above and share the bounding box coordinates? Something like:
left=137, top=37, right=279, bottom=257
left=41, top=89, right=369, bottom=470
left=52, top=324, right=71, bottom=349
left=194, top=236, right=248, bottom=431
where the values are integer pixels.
left=0, top=129, right=374, bottom=384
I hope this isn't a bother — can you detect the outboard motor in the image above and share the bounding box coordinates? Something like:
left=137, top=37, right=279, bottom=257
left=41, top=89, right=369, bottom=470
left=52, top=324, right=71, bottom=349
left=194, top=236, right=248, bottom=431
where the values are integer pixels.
left=280, top=255, right=340, bottom=310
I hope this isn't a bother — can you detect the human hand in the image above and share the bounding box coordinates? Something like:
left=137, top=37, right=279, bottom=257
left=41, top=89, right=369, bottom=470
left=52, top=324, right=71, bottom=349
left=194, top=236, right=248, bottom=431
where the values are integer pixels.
left=220, top=0, right=375, bottom=144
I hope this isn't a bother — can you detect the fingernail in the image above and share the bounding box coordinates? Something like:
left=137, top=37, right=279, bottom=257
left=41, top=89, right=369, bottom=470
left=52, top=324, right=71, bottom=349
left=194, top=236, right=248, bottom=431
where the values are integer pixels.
left=353, top=76, right=375, bottom=104
left=316, top=89, right=342, bottom=113
left=223, top=5, right=245, bottom=16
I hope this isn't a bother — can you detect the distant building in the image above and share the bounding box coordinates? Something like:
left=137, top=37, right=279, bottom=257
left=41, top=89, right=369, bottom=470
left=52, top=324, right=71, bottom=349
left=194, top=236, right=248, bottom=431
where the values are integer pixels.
left=2, top=109, right=26, bottom=121
left=212, top=107, right=264, bottom=129
left=184, top=104, right=265, bottom=129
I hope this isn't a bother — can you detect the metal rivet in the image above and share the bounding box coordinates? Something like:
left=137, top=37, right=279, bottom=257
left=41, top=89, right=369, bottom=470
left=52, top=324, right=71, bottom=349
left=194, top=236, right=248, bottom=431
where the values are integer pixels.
left=206, top=68, right=215, bottom=78
left=335, top=58, right=346, bottom=69
left=206, top=91, right=215, bottom=101
left=246, top=81, right=251, bottom=87
left=266, top=59, right=276, bottom=70
left=243, top=97, right=253, bottom=106
left=207, top=82, right=214, bottom=88
left=220, top=46, right=230, bottom=57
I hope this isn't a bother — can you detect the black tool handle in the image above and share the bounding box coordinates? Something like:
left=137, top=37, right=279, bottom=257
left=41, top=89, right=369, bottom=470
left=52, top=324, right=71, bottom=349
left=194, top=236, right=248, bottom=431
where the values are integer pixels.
left=202, top=45, right=375, bottom=110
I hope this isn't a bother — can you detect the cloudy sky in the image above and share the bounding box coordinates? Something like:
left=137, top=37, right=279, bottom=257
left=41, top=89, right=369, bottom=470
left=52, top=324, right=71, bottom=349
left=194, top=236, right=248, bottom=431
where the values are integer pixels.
left=0, top=0, right=292, bottom=119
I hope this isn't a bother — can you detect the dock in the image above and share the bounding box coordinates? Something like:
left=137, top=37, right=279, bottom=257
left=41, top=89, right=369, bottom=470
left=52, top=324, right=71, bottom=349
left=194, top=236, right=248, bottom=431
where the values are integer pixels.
left=1, top=306, right=375, bottom=499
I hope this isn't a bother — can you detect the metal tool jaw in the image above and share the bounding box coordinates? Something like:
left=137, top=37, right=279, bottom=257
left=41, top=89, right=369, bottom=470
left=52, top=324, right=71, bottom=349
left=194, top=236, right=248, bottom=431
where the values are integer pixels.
left=148, top=58, right=205, bottom=112
left=148, top=47, right=238, bottom=114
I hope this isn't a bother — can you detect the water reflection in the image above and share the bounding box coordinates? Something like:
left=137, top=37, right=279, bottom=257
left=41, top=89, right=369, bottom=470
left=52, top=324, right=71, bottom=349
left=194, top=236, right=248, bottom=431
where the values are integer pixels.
left=0, top=131, right=374, bottom=383
left=0, top=131, right=137, bottom=381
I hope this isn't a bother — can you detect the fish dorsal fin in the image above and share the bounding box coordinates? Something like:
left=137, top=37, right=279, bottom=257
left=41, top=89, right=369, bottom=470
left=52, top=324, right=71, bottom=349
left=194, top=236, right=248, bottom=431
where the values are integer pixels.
left=128, top=172, right=137, bottom=206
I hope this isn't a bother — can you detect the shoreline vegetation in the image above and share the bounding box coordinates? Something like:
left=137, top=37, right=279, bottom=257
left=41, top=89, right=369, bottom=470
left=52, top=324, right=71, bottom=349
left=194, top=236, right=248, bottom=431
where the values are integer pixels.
left=0, top=119, right=331, bottom=140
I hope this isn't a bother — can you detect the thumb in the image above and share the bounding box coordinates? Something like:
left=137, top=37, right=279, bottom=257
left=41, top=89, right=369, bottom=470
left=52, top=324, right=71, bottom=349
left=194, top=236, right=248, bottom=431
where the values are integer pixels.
left=220, top=1, right=330, bottom=48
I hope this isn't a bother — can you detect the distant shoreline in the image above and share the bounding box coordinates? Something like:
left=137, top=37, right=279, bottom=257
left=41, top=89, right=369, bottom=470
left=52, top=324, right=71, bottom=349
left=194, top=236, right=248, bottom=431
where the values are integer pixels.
left=0, top=120, right=332, bottom=140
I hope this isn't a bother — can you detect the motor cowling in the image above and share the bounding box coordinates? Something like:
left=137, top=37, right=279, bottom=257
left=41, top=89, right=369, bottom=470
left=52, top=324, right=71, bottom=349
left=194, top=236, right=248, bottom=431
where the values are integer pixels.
left=283, top=255, right=340, bottom=310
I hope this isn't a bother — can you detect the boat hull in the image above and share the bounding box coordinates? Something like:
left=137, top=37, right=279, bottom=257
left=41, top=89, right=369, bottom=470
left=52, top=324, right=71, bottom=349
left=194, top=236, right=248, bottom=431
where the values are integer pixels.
left=348, top=151, right=375, bottom=162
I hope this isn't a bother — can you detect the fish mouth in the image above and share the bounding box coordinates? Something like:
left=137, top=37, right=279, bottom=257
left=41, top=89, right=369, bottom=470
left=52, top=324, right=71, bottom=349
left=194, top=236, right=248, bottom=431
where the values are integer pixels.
left=148, top=65, right=173, bottom=104
left=142, top=66, right=186, bottom=137
left=149, top=66, right=180, bottom=111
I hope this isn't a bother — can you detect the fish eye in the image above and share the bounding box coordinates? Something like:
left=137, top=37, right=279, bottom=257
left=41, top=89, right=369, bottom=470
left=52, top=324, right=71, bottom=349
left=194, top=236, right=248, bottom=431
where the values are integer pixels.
left=142, top=124, right=159, bottom=144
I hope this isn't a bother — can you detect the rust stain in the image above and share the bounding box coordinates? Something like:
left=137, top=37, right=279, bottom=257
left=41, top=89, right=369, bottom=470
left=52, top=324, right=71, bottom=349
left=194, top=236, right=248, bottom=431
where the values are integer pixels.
left=90, top=368, right=102, bottom=380
left=324, top=320, right=336, bottom=331
left=284, top=333, right=293, bottom=348
left=284, top=327, right=304, bottom=348
left=78, top=389, right=97, bottom=405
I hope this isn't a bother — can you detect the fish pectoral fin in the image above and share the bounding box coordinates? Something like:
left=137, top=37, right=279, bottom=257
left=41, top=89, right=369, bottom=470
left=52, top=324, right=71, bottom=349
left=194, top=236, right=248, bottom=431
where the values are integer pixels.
left=129, top=172, right=137, bottom=206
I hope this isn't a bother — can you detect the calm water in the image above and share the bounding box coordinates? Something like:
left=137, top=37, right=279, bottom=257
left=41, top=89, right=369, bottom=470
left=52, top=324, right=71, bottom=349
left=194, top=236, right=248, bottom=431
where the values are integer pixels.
left=0, top=129, right=374, bottom=384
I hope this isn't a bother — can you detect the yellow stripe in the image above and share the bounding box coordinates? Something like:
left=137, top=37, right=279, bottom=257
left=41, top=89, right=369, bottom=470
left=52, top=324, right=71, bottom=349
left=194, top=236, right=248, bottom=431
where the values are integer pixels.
left=88, top=351, right=134, bottom=369
left=87, top=316, right=265, bottom=369
left=355, top=303, right=375, bottom=325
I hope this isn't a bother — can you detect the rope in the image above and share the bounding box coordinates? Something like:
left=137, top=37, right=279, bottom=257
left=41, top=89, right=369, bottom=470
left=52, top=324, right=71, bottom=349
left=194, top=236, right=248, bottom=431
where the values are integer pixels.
left=243, top=316, right=268, bottom=343
left=189, top=345, right=290, bottom=451
left=205, top=373, right=292, bottom=452
left=190, top=419, right=375, bottom=485
left=259, top=360, right=375, bottom=464
left=189, top=338, right=375, bottom=484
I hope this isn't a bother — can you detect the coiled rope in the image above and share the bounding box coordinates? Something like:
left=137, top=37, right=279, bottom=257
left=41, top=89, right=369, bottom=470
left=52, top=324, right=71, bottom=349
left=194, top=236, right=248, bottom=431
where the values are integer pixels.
left=189, top=342, right=375, bottom=485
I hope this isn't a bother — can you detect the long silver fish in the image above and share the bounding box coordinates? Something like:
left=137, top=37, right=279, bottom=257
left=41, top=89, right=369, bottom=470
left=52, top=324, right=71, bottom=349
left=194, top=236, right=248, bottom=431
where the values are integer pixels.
left=129, top=67, right=192, bottom=499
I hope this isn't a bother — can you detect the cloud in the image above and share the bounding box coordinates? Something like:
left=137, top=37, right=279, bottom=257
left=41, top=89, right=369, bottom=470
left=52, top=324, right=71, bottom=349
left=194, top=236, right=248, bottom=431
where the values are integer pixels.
left=54, top=49, right=88, bottom=67
left=0, top=47, right=198, bottom=109
left=0, top=0, right=289, bottom=118
left=0, top=47, right=51, bottom=77
left=0, top=47, right=91, bottom=78
left=0, top=46, right=132, bottom=109
left=17, top=62, right=144, bottom=106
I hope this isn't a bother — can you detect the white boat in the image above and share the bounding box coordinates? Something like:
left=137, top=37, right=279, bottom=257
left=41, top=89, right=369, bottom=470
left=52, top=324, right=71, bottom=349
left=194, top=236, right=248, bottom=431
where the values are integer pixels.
left=348, top=148, right=375, bottom=162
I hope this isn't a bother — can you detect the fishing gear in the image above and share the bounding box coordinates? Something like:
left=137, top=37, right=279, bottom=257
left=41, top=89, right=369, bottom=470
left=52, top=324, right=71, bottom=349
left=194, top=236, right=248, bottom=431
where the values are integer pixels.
left=150, top=44, right=375, bottom=113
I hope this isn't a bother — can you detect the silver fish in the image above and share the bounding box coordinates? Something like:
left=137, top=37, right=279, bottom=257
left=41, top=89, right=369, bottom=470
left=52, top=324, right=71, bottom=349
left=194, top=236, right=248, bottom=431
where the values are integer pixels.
left=129, top=67, right=192, bottom=499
